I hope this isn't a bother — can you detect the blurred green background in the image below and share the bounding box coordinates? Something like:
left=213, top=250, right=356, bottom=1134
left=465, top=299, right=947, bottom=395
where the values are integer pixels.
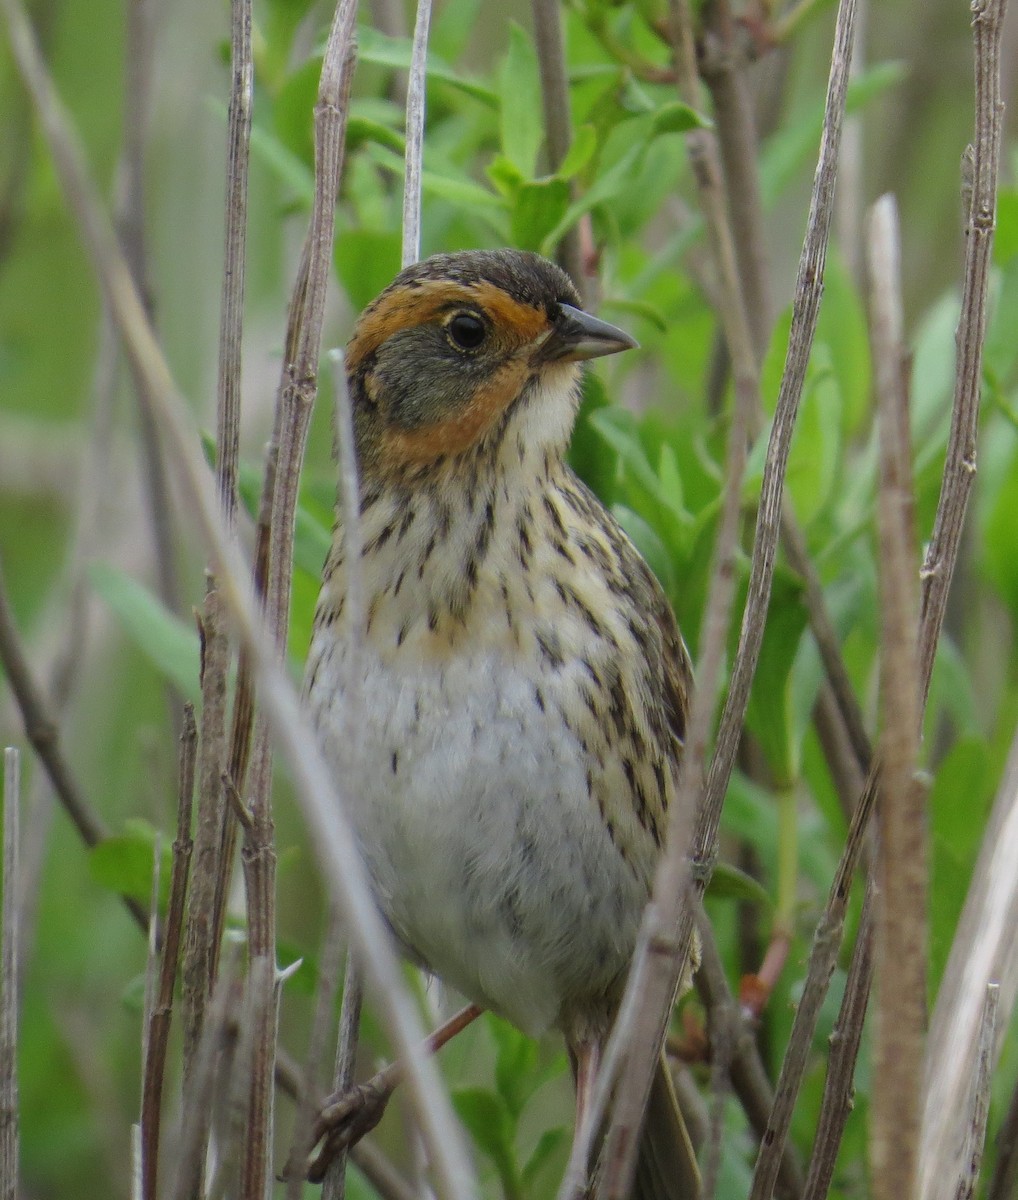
left=2, top=0, right=1018, bottom=1195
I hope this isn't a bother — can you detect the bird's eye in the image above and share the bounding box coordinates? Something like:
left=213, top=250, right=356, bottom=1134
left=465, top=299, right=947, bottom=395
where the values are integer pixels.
left=447, top=313, right=486, bottom=350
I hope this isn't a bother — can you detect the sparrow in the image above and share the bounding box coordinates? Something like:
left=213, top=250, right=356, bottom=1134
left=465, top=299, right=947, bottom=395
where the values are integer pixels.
left=304, top=249, right=700, bottom=1198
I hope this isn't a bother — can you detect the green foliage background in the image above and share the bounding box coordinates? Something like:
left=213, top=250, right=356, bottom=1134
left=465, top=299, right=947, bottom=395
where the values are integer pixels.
left=1, top=0, right=1018, bottom=1196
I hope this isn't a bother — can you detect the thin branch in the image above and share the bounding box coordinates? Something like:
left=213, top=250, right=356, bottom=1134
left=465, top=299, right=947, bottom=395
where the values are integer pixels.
left=323, top=954, right=364, bottom=1200
left=917, top=0, right=1006, bottom=703
left=0, top=4, right=475, bottom=1192
left=0, top=556, right=148, bottom=931
left=181, top=580, right=229, bottom=1110
left=402, top=0, right=431, bottom=268
left=955, top=983, right=999, bottom=1200
left=917, top=3, right=1009, bottom=1194
left=530, top=0, right=585, bottom=294
left=700, top=0, right=772, bottom=359
left=141, top=703, right=197, bottom=1200
left=868, top=192, right=924, bottom=1200
left=800, top=883, right=874, bottom=1200
left=1, top=747, right=20, bottom=1200
left=215, top=0, right=252, bottom=525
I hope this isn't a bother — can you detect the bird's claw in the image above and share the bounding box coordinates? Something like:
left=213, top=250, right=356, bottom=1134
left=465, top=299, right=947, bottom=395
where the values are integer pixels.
left=305, top=1080, right=393, bottom=1182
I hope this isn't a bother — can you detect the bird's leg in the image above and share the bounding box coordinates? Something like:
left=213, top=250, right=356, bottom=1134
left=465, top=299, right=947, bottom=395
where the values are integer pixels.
left=562, top=1037, right=602, bottom=1199
left=306, top=1002, right=483, bottom=1181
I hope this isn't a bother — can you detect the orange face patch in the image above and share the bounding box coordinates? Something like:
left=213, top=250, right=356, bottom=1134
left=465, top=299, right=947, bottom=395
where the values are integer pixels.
left=380, top=357, right=531, bottom=467
left=347, top=279, right=552, bottom=374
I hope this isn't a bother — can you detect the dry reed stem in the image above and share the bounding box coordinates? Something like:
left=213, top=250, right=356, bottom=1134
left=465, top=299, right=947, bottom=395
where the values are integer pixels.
left=800, top=883, right=874, bottom=1200
left=402, top=0, right=431, bottom=269
left=955, top=983, right=999, bottom=1200
left=530, top=0, right=585, bottom=296
left=323, top=954, right=365, bottom=1200
left=868, top=193, right=923, bottom=1200
left=214, top=0, right=252, bottom=525
left=917, top=1, right=1009, bottom=1193
left=1, top=748, right=20, bottom=1200
left=182, top=580, right=229, bottom=1110
left=141, top=704, right=197, bottom=1200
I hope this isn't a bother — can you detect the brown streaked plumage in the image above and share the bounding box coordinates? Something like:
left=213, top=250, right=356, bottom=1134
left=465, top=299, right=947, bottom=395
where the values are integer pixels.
left=305, top=249, right=700, bottom=1198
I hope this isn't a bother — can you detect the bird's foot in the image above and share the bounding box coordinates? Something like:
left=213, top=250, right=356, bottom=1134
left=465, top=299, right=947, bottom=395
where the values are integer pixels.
left=306, top=1075, right=396, bottom=1182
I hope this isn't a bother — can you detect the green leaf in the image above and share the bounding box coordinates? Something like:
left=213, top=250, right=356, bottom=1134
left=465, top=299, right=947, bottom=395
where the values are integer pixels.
left=272, top=58, right=321, bottom=166
left=985, top=254, right=1018, bottom=384
left=556, top=125, right=598, bottom=180
left=982, top=440, right=1018, bottom=616
left=367, top=144, right=508, bottom=212
left=451, top=1088, right=521, bottom=1194
left=706, top=861, right=774, bottom=910
left=522, top=1126, right=570, bottom=1192
left=354, top=27, right=498, bottom=108
left=90, top=563, right=200, bottom=702
left=499, top=24, right=543, bottom=177
left=930, top=737, right=993, bottom=989
left=540, top=141, right=646, bottom=256
left=490, top=1019, right=539, bottom=1119
left=89, top=819, right=171, bottom=908
left=335, top=228, right=402, bottom=312
left=742, top=569, right=810, bottom=784
left=651, top=100, right=711, bottom=135
left=993, top=188, right=1018, bottom=265
left=511, top=178, right=571, bottom=250
left=345, top=115, right=406, bottom=155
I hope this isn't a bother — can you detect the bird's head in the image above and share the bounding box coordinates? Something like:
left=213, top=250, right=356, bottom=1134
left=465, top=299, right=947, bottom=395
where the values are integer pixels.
left=344, top=249, right=636, bottom=482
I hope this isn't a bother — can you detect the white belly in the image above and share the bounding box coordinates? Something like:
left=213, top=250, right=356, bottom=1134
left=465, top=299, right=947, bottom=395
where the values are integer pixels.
left=305, top=639, right=647, bottom=1036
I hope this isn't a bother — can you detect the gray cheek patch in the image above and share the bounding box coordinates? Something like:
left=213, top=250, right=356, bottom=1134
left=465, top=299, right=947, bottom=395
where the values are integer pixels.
left=377, top=327, right=498, bottom=431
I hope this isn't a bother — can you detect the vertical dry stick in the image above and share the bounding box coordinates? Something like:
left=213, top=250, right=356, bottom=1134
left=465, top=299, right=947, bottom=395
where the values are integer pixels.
left=594, top=2, right=858, bottom=1193
left=868, top=192, right=924, bottom=1200
left=402, top=0, right=432, bottom=269
left=955, top=983, right=999, bottom=1200
left=804, top=1, right=1008, bottom=1188
left=240, top=5, right=359, bottom=1193
left=1, top=748, right=20, bottom=1200
left=916, top=0, right=1005, bottom=702
left=182, top=584, right=230, bottom=1092
left=0, top=4, right=475, bottom=1189
left=699, top=0, right=772, bottom=359
left=180, top=0, right=253, bottom=1150
left=800, top=883, right=874, bottom=1200
left=323, top=956, right=365, bottom=1200
left=215, top=0, right=252, bottom=525
left=530, top=0, right=585, bottom=295
left=917, top=1, right=1008, bottom=1192
left=142, top=704, right=197, bottom=1200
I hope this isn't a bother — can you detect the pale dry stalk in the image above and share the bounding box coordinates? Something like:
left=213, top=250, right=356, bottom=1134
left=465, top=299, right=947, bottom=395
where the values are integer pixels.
left=867, top=193, right=924, bottom=1200
left=1, top=748, right=20, bottom=1200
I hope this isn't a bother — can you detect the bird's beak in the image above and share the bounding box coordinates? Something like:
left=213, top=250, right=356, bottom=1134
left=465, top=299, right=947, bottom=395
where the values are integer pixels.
left=540, top=304, right=639, bottom=363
